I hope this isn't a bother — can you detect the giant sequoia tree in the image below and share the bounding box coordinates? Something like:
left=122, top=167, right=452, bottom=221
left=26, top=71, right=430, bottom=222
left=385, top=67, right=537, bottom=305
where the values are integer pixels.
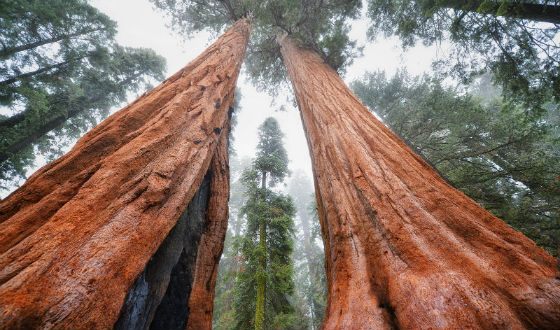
left=279, top=34, right=559, bottom=329
left=0, top=19, right=249, bottom=328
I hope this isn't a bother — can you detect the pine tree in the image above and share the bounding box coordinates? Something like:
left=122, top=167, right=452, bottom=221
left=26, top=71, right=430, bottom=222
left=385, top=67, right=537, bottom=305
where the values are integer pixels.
left=233, top=117, right=300, bottom=330
left=0, top=0, right=166, bottom=185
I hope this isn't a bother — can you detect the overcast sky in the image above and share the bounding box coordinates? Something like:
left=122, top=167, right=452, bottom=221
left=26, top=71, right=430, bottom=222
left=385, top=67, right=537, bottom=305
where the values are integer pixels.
left=2, top=0, right=443, bottom=197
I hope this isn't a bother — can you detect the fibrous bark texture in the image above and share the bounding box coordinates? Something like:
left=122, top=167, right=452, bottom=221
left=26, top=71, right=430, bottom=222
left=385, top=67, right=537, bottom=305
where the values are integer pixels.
left=279, top=35, right=560, bottom=329
left=0, top=19, right=249, bottom=329
left=115, top=170, right=211, bottom=330
left=185, top=120, right=230, bottom=330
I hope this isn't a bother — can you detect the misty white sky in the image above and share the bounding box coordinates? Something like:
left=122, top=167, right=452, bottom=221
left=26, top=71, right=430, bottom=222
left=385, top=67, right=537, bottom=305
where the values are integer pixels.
left=2, top=0, right=444, bottom=197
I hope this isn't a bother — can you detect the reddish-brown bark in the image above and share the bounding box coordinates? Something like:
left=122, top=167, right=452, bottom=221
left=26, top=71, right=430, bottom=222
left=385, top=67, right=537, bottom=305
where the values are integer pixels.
left=0, top=19, right=249, bottom=329
left=185, top=119, right=230, bottom=330
left=279, top=35, right=560, bottom=329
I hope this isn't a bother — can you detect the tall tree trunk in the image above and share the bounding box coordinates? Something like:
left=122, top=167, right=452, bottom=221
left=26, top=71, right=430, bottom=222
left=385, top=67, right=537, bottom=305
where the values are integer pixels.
left=255, top=171, right=267, bottom=330
left=278, top=35, right=560, bottom=329
left=442, top=0, right=560, bottom=24
left=0, top=18, right=249, bottom=329
left=0, top=27, right=106, bottom=59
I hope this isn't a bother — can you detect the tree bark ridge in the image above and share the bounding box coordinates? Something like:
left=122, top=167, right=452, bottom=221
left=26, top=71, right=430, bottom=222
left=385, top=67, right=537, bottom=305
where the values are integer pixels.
left=185, top=116, right=231, bottom=330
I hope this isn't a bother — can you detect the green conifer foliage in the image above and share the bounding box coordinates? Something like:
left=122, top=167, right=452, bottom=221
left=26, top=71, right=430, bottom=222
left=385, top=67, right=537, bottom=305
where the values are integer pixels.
left=151, top=0, right=361, bottom=93
left=366, top=0, right=560, bottom=112
left=233, top=118, right=301, bottom=330
left=0, top=0, right=166, bottom=188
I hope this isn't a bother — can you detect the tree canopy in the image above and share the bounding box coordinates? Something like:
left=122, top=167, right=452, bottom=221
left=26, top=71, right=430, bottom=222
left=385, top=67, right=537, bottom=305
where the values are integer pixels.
left=151, top=0, right=362, bottom=92
left=0, top=0, right=166, bottom=189
left=366, top=0, right=560, bottom=112
left=1, top=0, right=117, bottom=106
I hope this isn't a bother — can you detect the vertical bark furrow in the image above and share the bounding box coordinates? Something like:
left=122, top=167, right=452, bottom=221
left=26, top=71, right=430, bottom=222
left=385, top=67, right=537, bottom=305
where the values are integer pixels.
left=279, top=35, right=560, bottom=329
left=148, top=160, right=216, bottom=330
left=185, top=118, right=231, bottom=330
left=0, top=19, right=249, bottom=329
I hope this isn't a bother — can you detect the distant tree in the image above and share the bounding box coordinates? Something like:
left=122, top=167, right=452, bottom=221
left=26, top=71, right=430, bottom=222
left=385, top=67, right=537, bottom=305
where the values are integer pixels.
left=288, top=171, right=326, bottom=330
left=212, top=155, right=255, bottom=330
left=352, top=70, right=560, bottom=255
left=0, top=0, right=166, bottom=187
left=212, top=133, right=252, bottom=329
left=233, top=117, right=301, bottom=330
left=366, top=0, right=560, bottom=112
left=212, top=222, right=241, bottom=330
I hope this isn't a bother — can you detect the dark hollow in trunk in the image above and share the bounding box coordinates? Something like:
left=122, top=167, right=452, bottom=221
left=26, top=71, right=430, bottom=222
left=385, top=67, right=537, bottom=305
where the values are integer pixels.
left=115, top=173, right=211, bottom=330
